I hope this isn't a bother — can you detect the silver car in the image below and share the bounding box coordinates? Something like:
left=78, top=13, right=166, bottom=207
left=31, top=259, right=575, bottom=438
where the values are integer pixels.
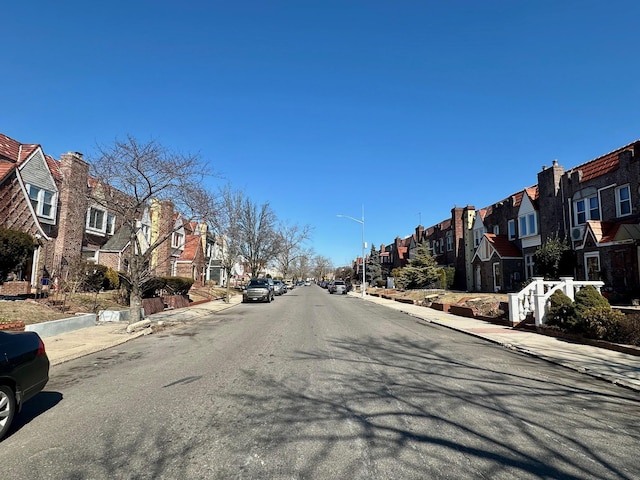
left=330, top=280, right=347, bottom=294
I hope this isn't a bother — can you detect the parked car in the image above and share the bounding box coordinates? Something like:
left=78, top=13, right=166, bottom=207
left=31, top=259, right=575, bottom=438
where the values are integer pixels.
left=0, top=330, right=50, bottom=441
left=273, top=280, right=285, bottom=295
left=243, top=278, right=275, bottom=303
left=329, top=280, right=347, bottom=294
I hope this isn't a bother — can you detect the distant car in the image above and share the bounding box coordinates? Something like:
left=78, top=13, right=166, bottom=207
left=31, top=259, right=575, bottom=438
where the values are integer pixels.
left=243, top=278, right=275, bottom=303
left=0, top=330, right=50, bottom=441
left=304, top=281, right=311, bottom=286
left=329, top=280, right=347, bottom=294
left=273, top=280, right=285, bottom=295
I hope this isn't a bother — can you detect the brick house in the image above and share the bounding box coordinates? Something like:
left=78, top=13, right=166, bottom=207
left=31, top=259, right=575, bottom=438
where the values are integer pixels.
left=538, top=142, right=640, bottom=297
left=1, top=132, right=217, bottom=295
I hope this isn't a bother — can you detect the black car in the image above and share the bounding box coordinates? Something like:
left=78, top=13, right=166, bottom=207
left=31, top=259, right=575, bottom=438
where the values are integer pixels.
left=0, top=330, right=50, bottom=441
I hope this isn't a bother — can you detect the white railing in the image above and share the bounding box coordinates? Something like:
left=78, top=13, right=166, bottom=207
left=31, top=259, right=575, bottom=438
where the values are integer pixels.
left=508, top=277, right=604, bottom=327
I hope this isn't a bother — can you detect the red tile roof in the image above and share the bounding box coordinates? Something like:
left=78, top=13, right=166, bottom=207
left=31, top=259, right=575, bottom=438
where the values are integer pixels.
left=178, top=234, right=201, bottom=261
left=569, top=141, right=638, bottom=183
left=485, top=234, right=521, bottom=258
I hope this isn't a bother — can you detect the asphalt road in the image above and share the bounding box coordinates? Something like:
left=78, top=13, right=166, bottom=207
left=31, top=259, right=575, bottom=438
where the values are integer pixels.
left=2, top=285, right=640, bottom=479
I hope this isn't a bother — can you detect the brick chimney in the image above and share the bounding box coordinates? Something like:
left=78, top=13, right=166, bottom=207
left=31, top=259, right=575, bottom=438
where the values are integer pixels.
left=54, top=152, right=89, bottom=273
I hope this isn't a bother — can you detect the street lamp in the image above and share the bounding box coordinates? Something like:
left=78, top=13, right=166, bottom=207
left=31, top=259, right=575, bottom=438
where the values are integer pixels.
left=337, top=206, right=366, bottom=298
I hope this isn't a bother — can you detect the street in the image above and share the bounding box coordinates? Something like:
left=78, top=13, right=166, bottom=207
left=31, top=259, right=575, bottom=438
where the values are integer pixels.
left=2, top=285, right=640, bottom=479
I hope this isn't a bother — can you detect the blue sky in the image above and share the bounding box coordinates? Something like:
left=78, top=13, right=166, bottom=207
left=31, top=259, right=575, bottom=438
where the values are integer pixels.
left=4, top=1, right=640, bottom=267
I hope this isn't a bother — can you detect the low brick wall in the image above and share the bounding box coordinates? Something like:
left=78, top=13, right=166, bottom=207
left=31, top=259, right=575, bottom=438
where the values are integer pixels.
left=142, top=297, right=165, bottom=316
left=431, top=302, right=450, bottom=313
left=163, top=295, right=190, bottom=309
left=448, top=305, right=478, bottom=318
left=0, top=321, right=25, bottom=331
left=0, top=281, right=30, bottom=296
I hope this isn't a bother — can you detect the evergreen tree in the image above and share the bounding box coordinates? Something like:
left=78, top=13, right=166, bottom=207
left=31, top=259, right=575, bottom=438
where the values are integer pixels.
left=396, top=241, right=440, bottom=289
left=367, top=244, right=382, bottom=287
left=533, top=234, right=575, bottom=279
left=0, top=228, right=35, bottom=283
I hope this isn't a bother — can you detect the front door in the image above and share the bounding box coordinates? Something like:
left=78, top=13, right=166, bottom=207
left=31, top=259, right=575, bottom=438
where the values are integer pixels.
left=493, top=262, right=501, bottom=293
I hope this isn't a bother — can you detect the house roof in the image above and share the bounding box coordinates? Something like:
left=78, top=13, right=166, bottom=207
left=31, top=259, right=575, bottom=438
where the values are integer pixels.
left=178, top=234, right=201, bottom=261
left=485, top=233, right=522, bottom=258
left=568, top=140, right=638, bottom=183
left=584, top=220, right=640, bottom=245
left=0, top=133, right=41, bottom=183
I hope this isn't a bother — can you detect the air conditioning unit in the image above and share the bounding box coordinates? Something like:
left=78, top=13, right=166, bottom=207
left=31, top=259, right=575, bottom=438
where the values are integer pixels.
left=571, top=225, right=585, bottom=242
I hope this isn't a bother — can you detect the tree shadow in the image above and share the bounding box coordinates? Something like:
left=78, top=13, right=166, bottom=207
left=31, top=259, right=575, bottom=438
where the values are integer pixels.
left=214, top=334, right=640, bottom=479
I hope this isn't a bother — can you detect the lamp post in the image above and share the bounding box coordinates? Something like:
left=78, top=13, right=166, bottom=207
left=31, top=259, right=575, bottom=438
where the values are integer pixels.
left=337, top=206, right=366, bottom=298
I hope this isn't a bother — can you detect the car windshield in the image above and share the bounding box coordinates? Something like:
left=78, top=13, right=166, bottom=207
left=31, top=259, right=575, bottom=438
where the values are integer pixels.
left=249, top=280, right=267, bottom=286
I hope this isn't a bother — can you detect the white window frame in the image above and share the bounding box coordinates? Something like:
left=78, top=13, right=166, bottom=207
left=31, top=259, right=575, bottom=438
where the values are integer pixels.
left=616, top=184, right=632, bottom=218
left=172, top=231, right=185, bottom=249
left=524, top=254, right=535, bottom=279
left=106, top=214, right=116, bottom=235
left=27, top=184, right=56, bottom=220
left=474, top=227, right=485, bottom=247
left=518, top=212, right=538, bottom=238
left=86, top=206, right=107, bottom=233
left=584, top=252, right=601, bottom=281
left=574, top=195, right=600, bottom=226
left=508, top=220, right=516, bottom=240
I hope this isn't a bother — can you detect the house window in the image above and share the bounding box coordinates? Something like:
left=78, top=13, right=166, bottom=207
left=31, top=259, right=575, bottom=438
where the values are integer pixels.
left=106, top=214, right=116, bottom=235
left=27, top=185, right=56, bottom=219
left=446, top=232, right=453, bottom=251
left=474, top=227, right=485, bottom=247
left=584, top=252, right=600, bottom=281
left=616, top=185, right=631, bottom=217
left=574, top=195, right=600, bottom=225
left=493, top=225, right=499, bottom=235
left=508, top=220, right=516, bottom=240
left=87, top=207, right=106, bottom=232
left=439, top=239, right=444, bottom=254
left=518, top=212, right=538, bottom=238
left=525, top=254, right=535, bottom=279
left=172, top=231, right=184, bottom=249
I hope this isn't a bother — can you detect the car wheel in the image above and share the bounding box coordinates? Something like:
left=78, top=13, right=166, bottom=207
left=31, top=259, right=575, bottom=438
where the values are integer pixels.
left=0, top=384, right=17, bottom=441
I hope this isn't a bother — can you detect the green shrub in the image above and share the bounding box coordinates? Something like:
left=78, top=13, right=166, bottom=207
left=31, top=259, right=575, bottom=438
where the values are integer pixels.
left=83, top=264, right=109, bottom=292
left=104, top=267, right=120, bottom=290
left=141, top=277, right=166, bottom=298
left=546, top=289, right=576, bottom=329
left=164, top=276, right=194, bottom=295
left=574, top=285, right=610, bottom=316
left=615, top=314, right=640, bottom=346
left=582, top=306, right=625, bottom=341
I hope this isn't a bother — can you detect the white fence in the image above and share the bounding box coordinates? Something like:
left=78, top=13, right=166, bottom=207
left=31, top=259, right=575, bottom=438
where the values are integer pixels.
left=508, top=277, right=604, bottom=327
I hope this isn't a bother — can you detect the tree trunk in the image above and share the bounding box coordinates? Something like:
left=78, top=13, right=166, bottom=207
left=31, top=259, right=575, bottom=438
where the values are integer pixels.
left=129, top=292, right=143, bottom=324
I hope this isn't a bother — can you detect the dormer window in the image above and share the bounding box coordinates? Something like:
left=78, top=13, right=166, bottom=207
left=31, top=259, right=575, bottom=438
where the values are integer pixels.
left=27, top=185, right=56, bottom=220
left=518, top=212, right=538, bottom=238
left=172, top=231, right=184, bottom=249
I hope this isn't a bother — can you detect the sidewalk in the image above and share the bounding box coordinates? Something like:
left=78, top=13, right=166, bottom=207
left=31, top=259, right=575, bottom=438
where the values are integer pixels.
left=44, top=291, right=640, bottom=393
left=44, top=295, right=243, bottom=366
left=351, top=292, right=640, bottom=393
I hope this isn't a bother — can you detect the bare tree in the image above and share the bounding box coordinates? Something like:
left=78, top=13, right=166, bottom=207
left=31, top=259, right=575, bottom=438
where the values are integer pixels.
left=274, top=222, right=313, bottom=280
left=88, top=136, right=216, bottom=323
left=235, top=196, right=279, bottom=278
left=211, top=185, right=244, bottom=303
left=313, top=254, right=333, bottom=281
left=291, top=250, right=313, bottom=281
